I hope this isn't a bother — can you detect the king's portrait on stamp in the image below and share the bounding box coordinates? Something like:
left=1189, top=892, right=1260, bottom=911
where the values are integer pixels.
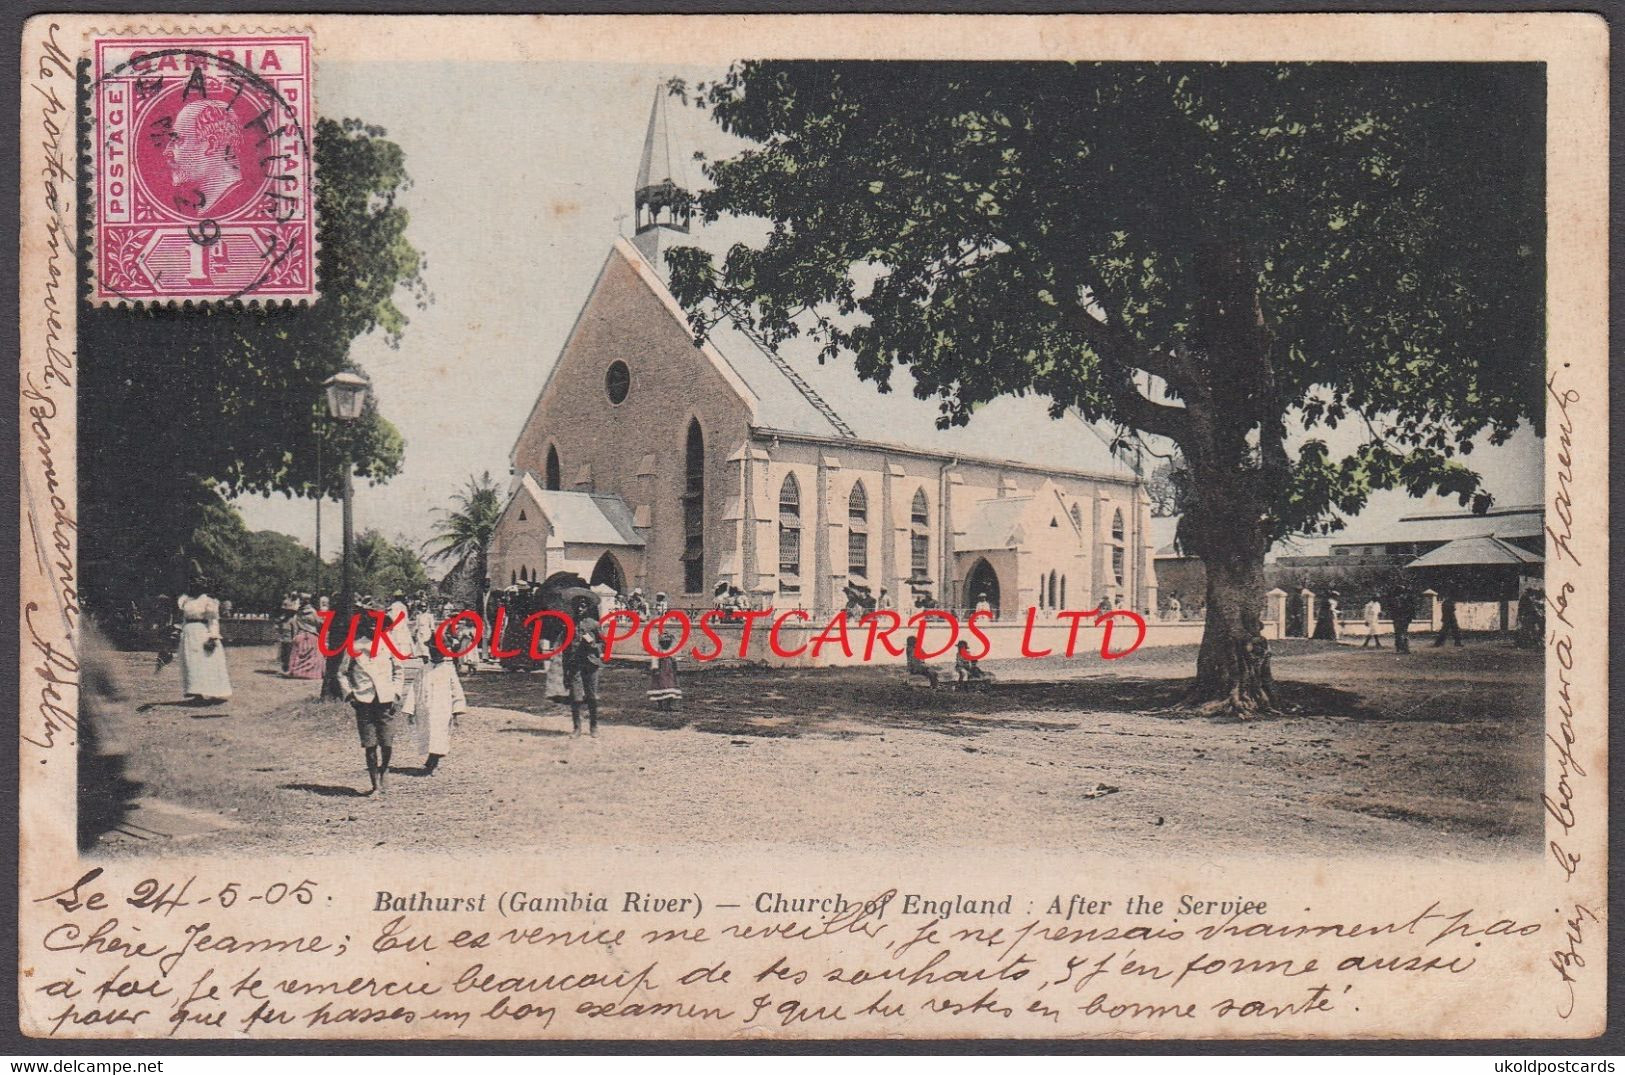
left=14, top=12, right=1610, bottom=1047
left=91, top=33, right=314, bottom=302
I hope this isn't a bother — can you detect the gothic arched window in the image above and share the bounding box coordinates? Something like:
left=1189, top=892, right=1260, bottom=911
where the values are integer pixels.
left=909, top=488, right=930, bottom=580
left=682, top=419, right=705, bottom=593
left=847, top=480, right=869, bottom=579
left=1110, top=508, right=1126, bottom=587
left=778, top=474, right=802, bottom=594
left=545, top=445, right=561, bottom=491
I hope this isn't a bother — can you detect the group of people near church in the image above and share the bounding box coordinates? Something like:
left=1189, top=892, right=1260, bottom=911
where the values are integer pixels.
left=482, top=579, right=684, bottom=715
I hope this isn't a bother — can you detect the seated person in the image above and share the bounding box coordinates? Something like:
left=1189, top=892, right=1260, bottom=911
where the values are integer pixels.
left=905, top=645, right=939, bottom=689
left=954, top=641, right=989, bottom=689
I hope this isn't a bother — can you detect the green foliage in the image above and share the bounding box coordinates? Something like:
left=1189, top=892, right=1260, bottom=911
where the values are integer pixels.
left=80, top=117, right=429, bottom=610
left=422, top=471, right=503, bottom=568
left=667, top=62, right=1544, bottom=542
left=230, top=529, right=327, bottom=612
left=349, top=529, right=431, bottom=600
left=169, top=496, right=428, bottom=613
left=1144, top=454, right=1191, bottom=519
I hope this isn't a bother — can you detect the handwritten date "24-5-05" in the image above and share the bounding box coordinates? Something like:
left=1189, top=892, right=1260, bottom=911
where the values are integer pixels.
left=36, top=868, right=320, bottom=918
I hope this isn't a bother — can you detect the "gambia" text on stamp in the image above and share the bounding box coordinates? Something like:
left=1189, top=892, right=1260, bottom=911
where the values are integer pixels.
left=90, top=32, right=315, bottom=303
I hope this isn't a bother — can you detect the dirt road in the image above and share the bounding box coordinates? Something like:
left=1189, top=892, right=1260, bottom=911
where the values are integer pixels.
left=82, top=638, right=1542, bottom=859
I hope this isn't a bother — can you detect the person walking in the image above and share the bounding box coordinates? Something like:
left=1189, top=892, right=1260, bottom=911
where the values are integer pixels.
left=1433, top=589, right=1465, bottom=647
left=285, top=596, right=325, bottom=680
left=384, top=590, right=413, bottom=659
left=175, top=589, right=232, bottom=703
left=1384, top=583, right=1417, bottom=653
left=336, top=610, right=404, bottom=796
left=409, top=638, right=467, bottom=775
left=410, top=596, right=437, bottom=659
left=1359, top=597, right=1384, bottom=648
left=565, top=598, right=606, bottom=737
left=275, top=593, right=298, bottom=672
left=1312, top=590, right=1339, bottom=641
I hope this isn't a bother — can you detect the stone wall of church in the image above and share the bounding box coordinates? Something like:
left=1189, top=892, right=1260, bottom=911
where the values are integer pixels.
left=511, top=247, right=755, bottom=603
left=506, top=245, right=1159, bottom=617
left=744, top=437, right=1156, bottom=616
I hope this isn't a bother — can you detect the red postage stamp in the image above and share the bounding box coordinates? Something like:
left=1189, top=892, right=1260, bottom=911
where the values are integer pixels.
left=91, top=33, right=316, bottom=303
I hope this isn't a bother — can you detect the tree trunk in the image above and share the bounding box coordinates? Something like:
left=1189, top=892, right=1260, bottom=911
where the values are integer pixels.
left=1193, top=544, right=1277, bottom=716
left=1177, top=240, right=1284, bottom=717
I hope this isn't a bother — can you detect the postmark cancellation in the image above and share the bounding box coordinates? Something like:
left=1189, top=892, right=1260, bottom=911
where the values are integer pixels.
left=89, top=31, right=315, bottom=304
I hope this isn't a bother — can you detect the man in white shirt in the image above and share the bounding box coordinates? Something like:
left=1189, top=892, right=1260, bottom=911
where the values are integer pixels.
left=337, top=609, right=403, bottom=795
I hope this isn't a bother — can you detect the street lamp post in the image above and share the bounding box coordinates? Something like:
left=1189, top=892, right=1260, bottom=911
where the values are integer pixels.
left=321, top=370, right=371, bottom=697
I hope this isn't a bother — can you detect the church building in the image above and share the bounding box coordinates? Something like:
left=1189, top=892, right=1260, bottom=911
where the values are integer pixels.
left=488, top=90, right=1158, bottom=621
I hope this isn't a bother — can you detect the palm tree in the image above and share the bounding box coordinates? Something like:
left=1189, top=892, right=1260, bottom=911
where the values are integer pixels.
left=422, top=471, right=503, bottom=594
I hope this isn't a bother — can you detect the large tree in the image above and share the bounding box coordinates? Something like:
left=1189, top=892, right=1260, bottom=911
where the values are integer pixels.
left=79, top=117, right=427, bottom=614
left=666, top=62, right=1543, bottom=715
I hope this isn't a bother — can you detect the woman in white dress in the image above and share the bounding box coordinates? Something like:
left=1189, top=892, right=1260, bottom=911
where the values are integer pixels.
left=175, top=591, right=232, bottom=702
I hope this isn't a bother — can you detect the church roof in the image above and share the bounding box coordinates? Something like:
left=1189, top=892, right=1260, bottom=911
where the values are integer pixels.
left=636, top=89, right=688, bottom=194
left=506, top=473, right=644, bottom=547
left=956, top=485, right=1083, bottom=552
left=621, top=239, right=1141, bottom=482
left=957, top=496, right=1032, bottom=551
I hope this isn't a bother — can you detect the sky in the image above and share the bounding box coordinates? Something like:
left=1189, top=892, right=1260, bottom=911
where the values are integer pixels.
left=233, top=59, right=1543, bottom=560
left=233, top=61, right=744, bottom=555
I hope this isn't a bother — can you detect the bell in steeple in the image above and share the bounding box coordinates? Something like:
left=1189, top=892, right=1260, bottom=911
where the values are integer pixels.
left=633, top=84, right=692, bottom=264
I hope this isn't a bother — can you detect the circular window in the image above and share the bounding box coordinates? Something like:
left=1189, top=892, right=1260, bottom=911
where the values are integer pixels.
left=605, top=361, right=631, bottom=405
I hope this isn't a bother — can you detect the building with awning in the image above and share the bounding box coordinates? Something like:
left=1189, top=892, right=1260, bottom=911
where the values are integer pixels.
left=1405, top=534, right=1544, bottom=572
left=1151, top=503, right=1545, bottom=632
left=1403, top=532, right=1543, bottom=633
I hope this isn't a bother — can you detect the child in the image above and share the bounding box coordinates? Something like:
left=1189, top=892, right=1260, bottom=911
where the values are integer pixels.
left=905, top=645, right=939, bottom=689
left=410, top=635, right=468, bottom=775
left=954, top=640, right=988, bottom=690
left=336, top=611, right=402, bottom=796
left=647, top=632, right=682, bottom=711
left=450, top=614, right=479, bottom=677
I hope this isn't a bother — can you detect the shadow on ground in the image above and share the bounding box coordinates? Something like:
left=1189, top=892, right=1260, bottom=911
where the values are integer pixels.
left=463, top=660, right=1388, bottom=741
left=280, top=782, right=369, bottom=798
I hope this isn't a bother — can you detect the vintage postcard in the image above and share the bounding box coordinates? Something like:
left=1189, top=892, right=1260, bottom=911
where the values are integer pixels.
left=17, top=12, right=1608, bottom=1043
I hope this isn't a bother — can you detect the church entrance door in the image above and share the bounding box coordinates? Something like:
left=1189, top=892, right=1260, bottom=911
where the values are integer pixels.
left=591, top=552, right=626, bottom=595
left=964, top=558, right=1001, bottom=619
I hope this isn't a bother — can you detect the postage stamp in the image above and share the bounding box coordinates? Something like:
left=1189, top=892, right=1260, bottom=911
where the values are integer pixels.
left=90, top=32, right=315, bottom=303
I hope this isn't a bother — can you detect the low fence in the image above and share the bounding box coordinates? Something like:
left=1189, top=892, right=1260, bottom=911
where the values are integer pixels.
left=1333, top=600, right=1518, bottom=638
left=221, top=617, right=280, bottom=645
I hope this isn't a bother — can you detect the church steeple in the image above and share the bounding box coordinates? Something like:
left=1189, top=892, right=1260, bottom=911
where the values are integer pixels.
left=633, top=85, right=692, bottom=265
